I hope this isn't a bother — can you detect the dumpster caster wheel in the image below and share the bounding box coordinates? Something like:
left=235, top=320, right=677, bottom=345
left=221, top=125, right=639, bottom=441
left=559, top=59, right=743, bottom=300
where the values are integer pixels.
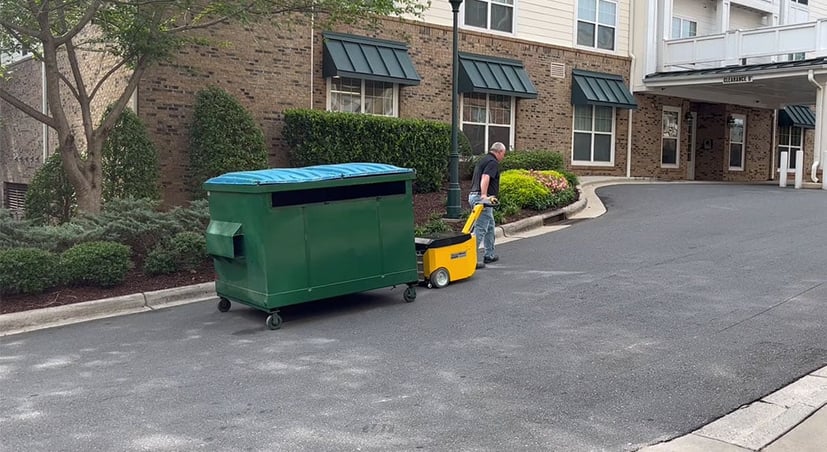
left=266, top=313, right=283, bottom=330
left=217, top=298, right=231, bottom=312
left=429, top=268, right=450, bottom=289
left=403, top=286, right=416, bottom=303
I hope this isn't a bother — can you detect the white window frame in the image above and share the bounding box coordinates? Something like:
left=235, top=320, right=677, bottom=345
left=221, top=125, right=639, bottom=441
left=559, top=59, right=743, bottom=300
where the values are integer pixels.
left=661, top=106, right=681, bottom=168
left=671, top=17, right=697, bottom=39
left=728, top=114, right=746, bottom=171
left=575, top=0, right=618, bottom=52
left=777, top=125, right=804, bottom=171
left=461, top=0, right=516, bottom=36
left=460, top=93, right=516, bottom=154
left=571, top=104, right=616, bottom=166
left=325, top=77, right=399, bottom=117
left=792, top=0, right=808, bottom=5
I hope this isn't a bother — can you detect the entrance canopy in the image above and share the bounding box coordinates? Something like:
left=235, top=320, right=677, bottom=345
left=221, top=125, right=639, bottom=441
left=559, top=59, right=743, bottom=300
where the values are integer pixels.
left=643, top=58, right=827, bottom=109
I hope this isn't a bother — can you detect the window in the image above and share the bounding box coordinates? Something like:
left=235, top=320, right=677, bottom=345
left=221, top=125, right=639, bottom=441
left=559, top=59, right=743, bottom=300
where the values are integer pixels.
left=793, top=0, right=808, bottom=5
left=572, top=104, right=615, bottom=165
left=728, top=114, right=746, bottom=170
left=327, top=77, right=397, bottom=117
left=3, top=182, right=28, bottom=219
left=671, top=17, right=697, bottom=38
left=464, top=0, right=514, bottom=33
left=661, top=107, right=680, bottom=167
left=777, top=125, right=803, bottom=170
left=461, top=93, right=514, bottom=155
left=577, top=0, right=617, bottom=51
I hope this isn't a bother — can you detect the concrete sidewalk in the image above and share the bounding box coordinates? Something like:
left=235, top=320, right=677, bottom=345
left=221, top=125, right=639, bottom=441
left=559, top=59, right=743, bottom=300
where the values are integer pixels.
left=2, top=176, right=826, bottom=451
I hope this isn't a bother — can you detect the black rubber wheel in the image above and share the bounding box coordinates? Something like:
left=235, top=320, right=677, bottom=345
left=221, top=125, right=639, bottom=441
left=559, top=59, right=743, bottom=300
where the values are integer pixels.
left=217, top=298, right=231, bottom=312
left=430, top=268, right=450, bottom=289
left=403, top=286, right=417, bottom=303
left=266, top=313, right=283, bottom=330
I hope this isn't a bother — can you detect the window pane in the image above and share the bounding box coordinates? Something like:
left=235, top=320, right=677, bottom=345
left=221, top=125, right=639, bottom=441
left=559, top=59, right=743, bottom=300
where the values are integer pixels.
left=790, top=147, right=798, bottom=168
left=489, top=126, right=510, bottom=151
left=463, top=124, right=486, bottom=155
left=671, top=18, right=681, bottom=39
left=598, top=0, right=616, bottom=25
left=662, top=110, right=679, bottom=138
left=778, top=126, right=791, bottom=145
left=597, top=25, right=615, bottom=50
left=578, top=0, right=596, bottom=21
left=577, top=21, right=595, bottom=47
left=662, top=138, right=677, bottom=165
left=574, top=105, right=593, bottom=131
left=573, top=132, right=592, bottom=161
left=330, top=78, right=361, bottom=114
left=491, top=4, right=513, bottom=32
left=489, top=95, right=511, bottom=125
left=730, top=143, right=743, bottom=167
left=688, top=21, right=697, bottom=37
left=594, top=134, right=612, bottom=162
left=594, top=106, right=613, bottom=132
left=463, top=93, right=487, bottom=123
left=465, top=0, right=488, bottom=28
left=790, top=126, right=802, bottom=146
left=730, top=118, right=744, bottom=143
left=364, top=81, right=394, bottom=116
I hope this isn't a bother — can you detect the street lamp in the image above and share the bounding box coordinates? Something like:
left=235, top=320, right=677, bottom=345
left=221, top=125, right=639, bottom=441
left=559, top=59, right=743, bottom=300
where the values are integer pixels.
left=446, top=0, right=463, bottom=219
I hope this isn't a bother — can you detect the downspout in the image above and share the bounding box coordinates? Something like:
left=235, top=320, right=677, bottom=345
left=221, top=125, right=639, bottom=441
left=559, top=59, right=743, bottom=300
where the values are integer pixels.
left=808, top=69, right=821, bottom=183
left=309, top=3, right=315, bottom=109
left=626, top=0, right=636, bottom=178
left=41, top=61, right=48, bottom=162
left=771, top=108, right=778, bottom=180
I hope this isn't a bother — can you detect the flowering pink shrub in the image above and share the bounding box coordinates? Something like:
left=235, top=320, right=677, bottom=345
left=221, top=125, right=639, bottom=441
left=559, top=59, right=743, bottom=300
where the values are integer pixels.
left=529, top=170, right=570, bottom=193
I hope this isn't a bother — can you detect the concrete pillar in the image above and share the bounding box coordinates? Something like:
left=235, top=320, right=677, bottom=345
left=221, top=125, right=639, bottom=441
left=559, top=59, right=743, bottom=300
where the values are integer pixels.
left=795, top=150, right=804, bottom=188
left=780, top=151, right=788, bottom=187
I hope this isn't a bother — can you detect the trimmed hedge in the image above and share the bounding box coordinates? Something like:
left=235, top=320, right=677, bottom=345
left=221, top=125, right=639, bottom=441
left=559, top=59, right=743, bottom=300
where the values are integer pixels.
left=283, top=109, right=450, bottom=193
left=0, top=248, right=62, bottom=295
left=500, top=150, right=565, bottom=172
left=499, top=170, right=553, bottom=211
left=189, top=86, right=268, bottom=196
left=143, top=231, right=207, bottom=276
left=61, top=241, right=132, bottom=287
left=24, top=153, right=76, bottom=225
left=102, top=106, right=161, bottom=202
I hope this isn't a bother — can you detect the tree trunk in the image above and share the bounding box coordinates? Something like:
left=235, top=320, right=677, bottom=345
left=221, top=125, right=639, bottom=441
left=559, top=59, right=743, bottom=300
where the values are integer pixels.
left=58, top=134, right=103, bottom=214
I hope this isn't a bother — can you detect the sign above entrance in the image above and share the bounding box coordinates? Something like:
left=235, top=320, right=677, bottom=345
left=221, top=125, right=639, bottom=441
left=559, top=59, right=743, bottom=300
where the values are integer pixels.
left=722, top=75, right=753, bottom=84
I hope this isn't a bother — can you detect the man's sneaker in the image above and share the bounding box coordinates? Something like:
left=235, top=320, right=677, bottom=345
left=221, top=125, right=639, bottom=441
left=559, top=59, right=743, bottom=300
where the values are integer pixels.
left=483, top=255, right=499, bottom=264
left=476, top=262, right=486, bottom=269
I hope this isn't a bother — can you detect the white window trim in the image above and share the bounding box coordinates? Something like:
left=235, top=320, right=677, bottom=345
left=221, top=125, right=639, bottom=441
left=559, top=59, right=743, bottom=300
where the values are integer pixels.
left=574, top=0, right=618, bottom=53
left=671, top=16, right=697, bottom=39
left=325, top=77, right=399, bottom=117
left=460, top=0, right=517, bottom=37
left=777, top=125, right=804, bottom=173
left=729, top=114, right=746, bottom=171
left=661, top=106, right=681, bottom=169
left=571, top=104, right=616, bottom=167
left=460, top=93, right=516, bottom=153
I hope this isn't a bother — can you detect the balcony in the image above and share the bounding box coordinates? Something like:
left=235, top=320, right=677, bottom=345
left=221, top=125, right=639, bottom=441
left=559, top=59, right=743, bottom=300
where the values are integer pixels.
left=662, top=19, right=827, bottom=72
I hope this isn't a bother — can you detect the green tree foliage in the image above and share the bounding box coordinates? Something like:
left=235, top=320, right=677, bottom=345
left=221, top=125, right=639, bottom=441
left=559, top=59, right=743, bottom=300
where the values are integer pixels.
left=24, top=153, right=76, bottom=225
left=189, top=86, right=268, bottom=194
left=0, top=0, right=427, bottom=213
left=102, top=106, right=161, bottom=202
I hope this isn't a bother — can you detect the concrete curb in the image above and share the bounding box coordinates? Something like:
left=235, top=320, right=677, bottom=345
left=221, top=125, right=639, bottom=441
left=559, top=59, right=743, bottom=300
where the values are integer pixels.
left=1, top=282, right=216, bottom=337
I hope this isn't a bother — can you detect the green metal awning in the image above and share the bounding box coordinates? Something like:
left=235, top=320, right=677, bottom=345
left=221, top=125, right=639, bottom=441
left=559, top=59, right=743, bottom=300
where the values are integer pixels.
left=779, top=105, right=815, bottom=129
left=458, top=52, right=538, bottom=99
left=322, top=32, right=420, bottom=86
left=571, top=69, right=637, bottom=109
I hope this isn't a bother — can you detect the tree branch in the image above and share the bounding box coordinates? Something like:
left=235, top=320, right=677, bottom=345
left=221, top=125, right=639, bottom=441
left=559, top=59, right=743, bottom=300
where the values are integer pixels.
left=0, top=88, right=57, bottom=128
left=94, top=57, right=146, bottom=138
left=89, top=57, right=129, bottom=101
left=64, top=39, right=94, bottom=140
left=55, top=0, right=102, bottom=45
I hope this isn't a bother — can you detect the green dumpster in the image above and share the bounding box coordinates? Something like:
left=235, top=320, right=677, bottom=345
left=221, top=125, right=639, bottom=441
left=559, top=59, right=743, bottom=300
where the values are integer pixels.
left=203, top=163, right=419, bottom=329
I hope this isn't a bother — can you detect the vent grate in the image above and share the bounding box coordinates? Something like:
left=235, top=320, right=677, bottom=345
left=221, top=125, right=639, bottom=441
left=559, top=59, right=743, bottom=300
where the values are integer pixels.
left=550, top=62, right=566, bottom=78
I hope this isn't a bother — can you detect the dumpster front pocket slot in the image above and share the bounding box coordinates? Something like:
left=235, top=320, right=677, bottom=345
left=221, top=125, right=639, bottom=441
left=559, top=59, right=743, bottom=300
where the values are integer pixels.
left=206, top=221, right=244, bottom=259
left=271, top=181, right=406, bottom=207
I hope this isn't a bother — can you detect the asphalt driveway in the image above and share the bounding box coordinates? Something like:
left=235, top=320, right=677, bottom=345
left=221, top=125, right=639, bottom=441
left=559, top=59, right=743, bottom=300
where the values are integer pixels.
left=2, top=183, right=827, bottom=451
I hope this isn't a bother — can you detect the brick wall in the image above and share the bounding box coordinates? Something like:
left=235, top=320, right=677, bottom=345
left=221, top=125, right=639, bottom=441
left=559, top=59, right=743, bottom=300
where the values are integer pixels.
left=139, top=17, right=633, bottom=206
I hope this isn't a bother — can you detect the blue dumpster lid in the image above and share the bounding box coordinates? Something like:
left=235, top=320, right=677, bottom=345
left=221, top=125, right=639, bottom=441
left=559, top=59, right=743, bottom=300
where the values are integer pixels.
left=205, top=163, right=414, bottom=186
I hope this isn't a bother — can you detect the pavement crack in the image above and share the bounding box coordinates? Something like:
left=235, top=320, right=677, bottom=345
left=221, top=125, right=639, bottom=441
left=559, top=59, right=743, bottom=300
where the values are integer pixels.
left=715, top=281, right=826, bottom=334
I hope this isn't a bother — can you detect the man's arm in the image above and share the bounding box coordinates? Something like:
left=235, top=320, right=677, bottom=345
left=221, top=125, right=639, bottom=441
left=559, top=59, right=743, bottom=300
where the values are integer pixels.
left=480, top=174, right=491, bottom=198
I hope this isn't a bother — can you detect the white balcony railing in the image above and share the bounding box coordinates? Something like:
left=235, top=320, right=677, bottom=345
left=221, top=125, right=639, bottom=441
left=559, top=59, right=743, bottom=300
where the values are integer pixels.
left=662, top=19, right=827, bottom=72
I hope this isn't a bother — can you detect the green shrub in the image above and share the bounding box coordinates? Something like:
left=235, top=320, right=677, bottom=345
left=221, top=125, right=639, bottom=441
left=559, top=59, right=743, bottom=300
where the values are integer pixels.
left=498, top=170, right=553, bottom=210
left=61, top=241, right=132, bottom=287
left=414, top=214, right=451, bottom=236
left=500, top=150, right=565, bottom=172
left=24, top=153, right=76, bottom=225
left=170, top=231, right=207, bottom=271
left=0, top=248, right=62, bottom=295
left=143, top=247, right=177, bottom=276
left=283, top=109, right=449, bottom=193
left=189, top=86, right=268, bottom=196
left=493, top=198, right=520, bottom=224
left=559, top=169, right=579, bottom=188
left=101, top=106, right=161, bottom=202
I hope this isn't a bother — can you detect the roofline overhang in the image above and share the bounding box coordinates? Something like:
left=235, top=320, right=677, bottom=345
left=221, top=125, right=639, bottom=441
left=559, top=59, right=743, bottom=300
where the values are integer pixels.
left=643, top=64, right=827, bottom=88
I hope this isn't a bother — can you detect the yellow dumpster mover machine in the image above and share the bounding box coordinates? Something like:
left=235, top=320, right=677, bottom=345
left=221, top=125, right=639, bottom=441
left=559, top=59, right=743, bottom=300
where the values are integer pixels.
left=415, top=200, right=492, bottom=288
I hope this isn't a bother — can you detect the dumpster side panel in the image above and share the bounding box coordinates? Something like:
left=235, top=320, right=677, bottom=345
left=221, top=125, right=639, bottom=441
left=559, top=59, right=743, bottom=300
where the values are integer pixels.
left=378, top=190, right=417, bottom=277
left=262, top=205, right=309, bottom=294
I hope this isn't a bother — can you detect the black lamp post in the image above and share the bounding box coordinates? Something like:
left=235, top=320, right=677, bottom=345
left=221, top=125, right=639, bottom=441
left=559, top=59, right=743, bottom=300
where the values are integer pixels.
left=447, top=0, right=463, bottom=219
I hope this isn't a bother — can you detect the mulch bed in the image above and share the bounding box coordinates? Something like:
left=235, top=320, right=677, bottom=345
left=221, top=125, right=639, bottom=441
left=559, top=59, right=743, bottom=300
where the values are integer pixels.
left=1, top=179, right=572, bottom=315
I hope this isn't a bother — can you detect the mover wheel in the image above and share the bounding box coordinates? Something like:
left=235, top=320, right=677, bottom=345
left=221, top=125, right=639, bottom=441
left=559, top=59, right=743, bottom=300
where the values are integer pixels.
left=217, top=298, right=231, bottom=312
left=429, top=268, right=450, bottom=289
left=403, top=286, right=417, bottom=303
left=266, top=313, right=283, bottom=330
